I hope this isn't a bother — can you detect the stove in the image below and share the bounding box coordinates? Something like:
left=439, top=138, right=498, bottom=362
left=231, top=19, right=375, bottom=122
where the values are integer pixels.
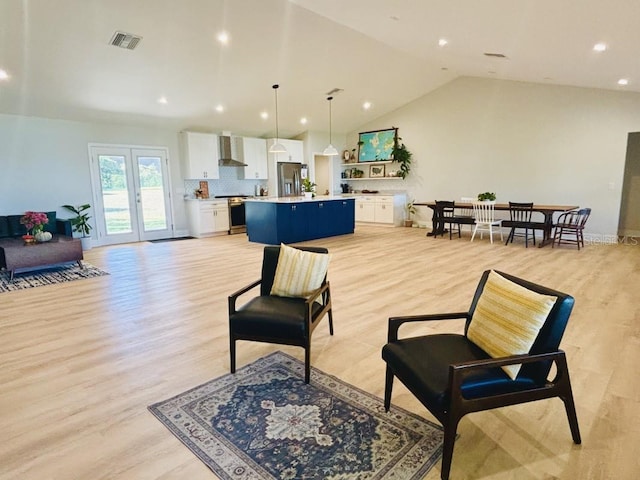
left=214, top=195, right=249, bottom=234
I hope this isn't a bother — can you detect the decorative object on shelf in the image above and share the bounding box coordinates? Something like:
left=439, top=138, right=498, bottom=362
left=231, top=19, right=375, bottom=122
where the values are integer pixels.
left=369, top=165, right=385, bottom=178
left=404, top=200, right=417, bottom=227
left=22, top=234, right=35, bottom=245
left=350, top=149, right=357, bottom=161
left=477, top=192, right=497, bottom=202
left=357, top=128, right=397, bottom=162
left=392, top=136, right=412, bottom=179
left=268, top=84, right=287, bottom=154
left=302, top=177, right=316, bottom=198
left=352, top=168, right=364, bottom=178
left=35, top=231, right=53, bottom=242
left=323, top=96, right=339, bottom=156
left=342, top=150, right=351, bottom=161
left=20, top=211, right=49, bottom=236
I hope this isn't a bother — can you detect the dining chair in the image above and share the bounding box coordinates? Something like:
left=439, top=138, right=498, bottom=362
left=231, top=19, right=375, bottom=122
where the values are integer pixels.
left=445, top=198, right=476, bottom=239
left=382, top=270, right=581, bottom=480
left=503, top=202, right=538, bottom=247
left=228, top=244, right=333, bottom=383
left=552, top=208, right=591, bottom=250
left=470, top=201, right=503, bottom=243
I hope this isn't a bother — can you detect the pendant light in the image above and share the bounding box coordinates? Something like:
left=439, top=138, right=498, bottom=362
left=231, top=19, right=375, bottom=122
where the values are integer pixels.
left=323, top=96, right=339, bottom=156
left=269, top=84, right=287, bottom=154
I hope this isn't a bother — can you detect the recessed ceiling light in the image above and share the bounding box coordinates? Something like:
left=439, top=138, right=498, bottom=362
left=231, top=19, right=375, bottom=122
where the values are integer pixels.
left=260, top=111, right=269, bottom=120
left=215, top=104, right=225, bottom=113
left=0, top=69, right=9, bottom=80
left=618, top=78, right=629, bottom=86
left=300, top=117, right=308, bottom=125
left=593, top=43, right=607, bottom=52
left=362, top=101, right=372, bottom=110
left=438, top=38, right=448, bottom=47
left=217, top=32, right=229, bottom=45
left=157, top=96, right=168, bottom=104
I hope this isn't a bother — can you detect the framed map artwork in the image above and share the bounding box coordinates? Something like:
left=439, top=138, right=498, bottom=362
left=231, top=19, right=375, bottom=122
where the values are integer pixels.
left=369, top=165, right=385, bottom=177
left=358, top=128, right=397, bottom=162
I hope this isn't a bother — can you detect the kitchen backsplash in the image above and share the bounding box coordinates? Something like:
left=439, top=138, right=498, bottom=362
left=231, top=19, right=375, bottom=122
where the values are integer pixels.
left=184, top=167, right=267, bottom=198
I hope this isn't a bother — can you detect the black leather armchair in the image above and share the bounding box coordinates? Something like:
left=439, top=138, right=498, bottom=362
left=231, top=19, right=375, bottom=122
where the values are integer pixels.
left=382, top=270, right=581, bottom=480
left=228, top=245, right=333, bottom=383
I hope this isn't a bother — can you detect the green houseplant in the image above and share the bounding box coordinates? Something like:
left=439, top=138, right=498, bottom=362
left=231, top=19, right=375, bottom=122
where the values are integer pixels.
left=302, top=178, right=316, bottom=197
left=62, top=203, right=93, bottom=250
left=404, top=200, right=417, bottom=227
left=392, top=137, right=412, bottom=179
left=477, top=192, right=497, bottom=202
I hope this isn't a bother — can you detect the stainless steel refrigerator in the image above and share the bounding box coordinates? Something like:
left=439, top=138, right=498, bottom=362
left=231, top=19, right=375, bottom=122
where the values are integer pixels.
left=277, top=162, right=302, bottom=197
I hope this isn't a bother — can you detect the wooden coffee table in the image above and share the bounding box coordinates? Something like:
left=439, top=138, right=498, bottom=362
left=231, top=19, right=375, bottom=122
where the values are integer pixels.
left=0, top=236, right=83, bottom=281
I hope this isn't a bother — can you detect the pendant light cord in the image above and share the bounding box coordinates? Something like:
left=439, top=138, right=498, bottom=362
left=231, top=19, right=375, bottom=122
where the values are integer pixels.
left=273, top=84, right=280, bottom=142
left=327, top=96, right=333, bottom=145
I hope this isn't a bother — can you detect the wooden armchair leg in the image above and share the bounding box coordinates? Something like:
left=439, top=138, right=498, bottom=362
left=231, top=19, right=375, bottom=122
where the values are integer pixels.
left=304, top=346, right=311, bottom=384
left=562, top=393, right=582, bottom=444
left=384, top=367, right=394, bottom=411
left=328, top=308, right=334, bottom=335
left=440, top=415, right=461, bottom=480
left=230, top=338, right=236, bottom=374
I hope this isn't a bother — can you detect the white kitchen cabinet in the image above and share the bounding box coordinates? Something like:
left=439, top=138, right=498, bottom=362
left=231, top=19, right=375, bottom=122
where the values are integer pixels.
left=353, top=194, right=406, bottom=226
left=266, top=138, right=304, bottom=164
left=238, top=137, right=268, bottom=180
left=355, top=198, right=375, bottom=222
left=186, top=200, right=229, bottom=237
left=180, top=132, right=220, bottom=179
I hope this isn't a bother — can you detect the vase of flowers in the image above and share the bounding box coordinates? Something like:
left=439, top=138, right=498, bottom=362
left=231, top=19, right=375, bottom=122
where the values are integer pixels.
left=20, top=211, right=49, bottom=236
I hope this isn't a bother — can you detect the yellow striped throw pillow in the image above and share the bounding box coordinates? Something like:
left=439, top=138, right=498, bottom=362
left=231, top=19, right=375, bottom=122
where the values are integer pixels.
left=270, top=244, right=330, bottom=298
left=467, top=271, right=557, bottom=380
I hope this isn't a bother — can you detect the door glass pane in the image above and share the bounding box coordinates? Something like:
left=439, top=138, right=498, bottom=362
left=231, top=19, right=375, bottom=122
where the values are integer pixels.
left=98, top=155, right=133, bottom=234
left=137, top=156, right=168, bottom=231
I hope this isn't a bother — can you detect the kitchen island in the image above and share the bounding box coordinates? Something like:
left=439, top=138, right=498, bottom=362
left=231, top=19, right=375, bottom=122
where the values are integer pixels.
left=245, top=196, right=355, bottom=244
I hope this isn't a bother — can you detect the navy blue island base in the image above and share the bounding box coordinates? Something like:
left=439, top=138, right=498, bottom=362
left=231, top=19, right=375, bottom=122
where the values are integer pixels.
left=245, top=197, right=355, bottom=244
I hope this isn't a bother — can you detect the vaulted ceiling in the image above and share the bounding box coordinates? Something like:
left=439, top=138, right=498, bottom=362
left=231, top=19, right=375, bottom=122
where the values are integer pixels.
left=1, top=0, right=638, bottom=138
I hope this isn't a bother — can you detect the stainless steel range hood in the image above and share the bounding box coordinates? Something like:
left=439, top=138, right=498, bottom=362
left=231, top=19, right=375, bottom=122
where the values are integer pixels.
left=218, top=135, right=247, bottom=167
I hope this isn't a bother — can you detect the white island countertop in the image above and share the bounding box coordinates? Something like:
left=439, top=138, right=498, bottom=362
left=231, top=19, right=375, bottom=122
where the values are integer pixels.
left=244, top=195, right=352, bottom=203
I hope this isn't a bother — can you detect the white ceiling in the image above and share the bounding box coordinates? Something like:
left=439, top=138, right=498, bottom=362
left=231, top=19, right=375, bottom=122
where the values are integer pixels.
left=1, top=0, right=638, bottom=138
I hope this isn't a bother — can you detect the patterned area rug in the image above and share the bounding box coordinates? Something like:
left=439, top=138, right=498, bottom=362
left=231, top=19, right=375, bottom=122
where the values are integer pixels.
left=149, top=351, right=443, bottom=479
left=0, top=263, right=109, bottom=293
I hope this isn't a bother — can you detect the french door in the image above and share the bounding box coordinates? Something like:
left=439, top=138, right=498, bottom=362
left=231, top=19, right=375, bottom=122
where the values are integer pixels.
left=89, top=145, right=173, bottom=245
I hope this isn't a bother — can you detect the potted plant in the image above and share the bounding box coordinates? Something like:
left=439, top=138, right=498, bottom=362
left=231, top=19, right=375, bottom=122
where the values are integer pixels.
left=404, top=200, right=417, bottom=227
left=62, top=203, right=93, bottom=250
left=477, top=192, right=497, bottom=202
left=352, top=168, right=364, bottom=178
left=392, top=137, right=412, bottom=179
left=302, top=178, right=316, bottom=198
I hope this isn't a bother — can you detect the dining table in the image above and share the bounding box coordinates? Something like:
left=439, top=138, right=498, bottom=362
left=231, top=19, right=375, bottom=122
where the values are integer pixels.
left=414, top=201, right=579, bottom=247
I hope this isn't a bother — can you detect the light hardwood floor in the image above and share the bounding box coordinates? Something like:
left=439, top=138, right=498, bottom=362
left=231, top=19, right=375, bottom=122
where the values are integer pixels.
left=1, top=225, right=638, bottom=479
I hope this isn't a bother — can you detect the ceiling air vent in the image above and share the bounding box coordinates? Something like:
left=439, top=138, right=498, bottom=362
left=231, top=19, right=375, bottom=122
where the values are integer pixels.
left=109, top=31, right=142, bottom=50
left=483, top=52, right=507, bottom=58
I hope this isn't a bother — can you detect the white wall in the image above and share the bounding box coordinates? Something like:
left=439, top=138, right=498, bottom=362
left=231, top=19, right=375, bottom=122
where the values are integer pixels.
left=347, top=77, right=640, bottom=236
left=0, top=113, right=187, bottom=234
